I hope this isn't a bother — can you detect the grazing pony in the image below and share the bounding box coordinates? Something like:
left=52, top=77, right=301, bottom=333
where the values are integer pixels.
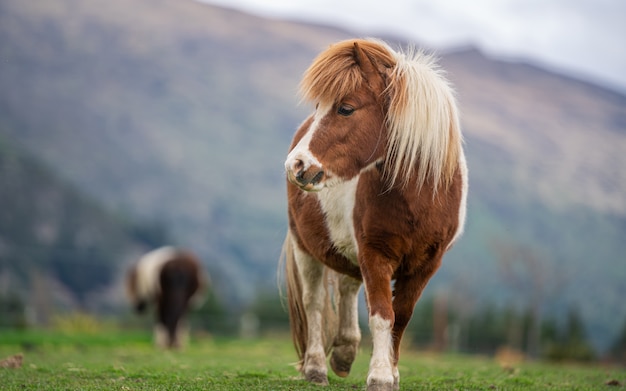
left=283, top=39, right=467, bottom=390
left=126, top=246, right=205, bottom=349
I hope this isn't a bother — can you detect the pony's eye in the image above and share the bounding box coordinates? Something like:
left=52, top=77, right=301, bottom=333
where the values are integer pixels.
left=337, top=104, right=355, bottom=116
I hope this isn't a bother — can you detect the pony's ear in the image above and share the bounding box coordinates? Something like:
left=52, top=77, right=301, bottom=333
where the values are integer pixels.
left=353, top=42, right=386, bottom=91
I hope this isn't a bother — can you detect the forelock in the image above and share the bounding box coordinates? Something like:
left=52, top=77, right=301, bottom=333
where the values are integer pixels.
left=299, top=39, right=396, bottom=106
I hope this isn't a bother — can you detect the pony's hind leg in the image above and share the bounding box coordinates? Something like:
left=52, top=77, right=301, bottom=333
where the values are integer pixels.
left=153, top=323, right=169, bottom=349
left=294, top=246, right=330, bottom=385
left=331, top=274, right=362, bottom=377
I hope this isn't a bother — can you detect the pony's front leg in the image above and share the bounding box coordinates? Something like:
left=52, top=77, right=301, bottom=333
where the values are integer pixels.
left=361, top=261, right=396, bottom=391
left=294, top=247, right=329, bottom=385
left=367, top=313, right=396, bottom=391
left=331, top=274, right=362, bottom=377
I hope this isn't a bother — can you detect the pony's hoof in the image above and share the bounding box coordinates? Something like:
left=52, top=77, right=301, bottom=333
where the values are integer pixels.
left=330, top=353, right=352, bottom=377
left=305, top=369, right=329, bottom=385
left=366, top=379, right=395, bottom=391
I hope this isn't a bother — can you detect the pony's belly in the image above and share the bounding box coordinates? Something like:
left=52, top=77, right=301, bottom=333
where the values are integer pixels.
left=316, top=176, right=360, bottom=265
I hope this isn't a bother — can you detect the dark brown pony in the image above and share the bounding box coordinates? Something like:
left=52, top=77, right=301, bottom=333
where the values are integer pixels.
left=126, top=246, right=205, bottom=349
left=283, top=38, right=467, bottom=391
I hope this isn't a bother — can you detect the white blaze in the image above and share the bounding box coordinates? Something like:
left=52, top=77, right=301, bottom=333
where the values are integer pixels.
left=284, top=103, right=332, bottom=176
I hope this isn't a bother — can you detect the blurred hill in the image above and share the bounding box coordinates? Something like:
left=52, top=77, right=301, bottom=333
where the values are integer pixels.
left=0, top=0, right=624, bottom=350
left=0, top=134, right=151, bottom=314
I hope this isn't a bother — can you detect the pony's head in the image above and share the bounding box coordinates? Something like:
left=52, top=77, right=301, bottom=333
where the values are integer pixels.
left=285, top=38, right=461, bottom=192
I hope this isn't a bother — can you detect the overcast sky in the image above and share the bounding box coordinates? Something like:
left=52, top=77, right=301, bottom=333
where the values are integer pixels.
left=200, top=0, right=626, bottom=93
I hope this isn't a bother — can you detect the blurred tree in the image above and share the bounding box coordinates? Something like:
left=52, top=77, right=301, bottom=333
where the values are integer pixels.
left=409, top=296, right=435, bottom=348
left=188, top=287, right=233, bottom=335
left=0, top=292, right=26, bottom=329
left=247, top=290, right=290, bottom=333
left=493, top=239, right=564, bottom=357
left=543, top=307, right=595, bottom=362
left=465, top=304, right=508, bottom=354
left=609, top=316, right=626, bottom=363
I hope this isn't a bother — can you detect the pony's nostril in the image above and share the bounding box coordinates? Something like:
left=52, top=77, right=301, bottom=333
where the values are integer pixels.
left=311, top=170, right=325, bottom=185
left=286, top=156, right=324, bottom=189
left=291, top=159, right=306, bottom=182
left=294, top=159, right=304, bottom=171
left=293, top=159, right=305, bottom=176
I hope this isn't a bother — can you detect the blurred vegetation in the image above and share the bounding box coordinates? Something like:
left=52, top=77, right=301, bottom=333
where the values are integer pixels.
left=0, top=293, right=27, bottom=329
left=409, top=295, right=601, bottom=362
left=609, top=317, right=626, bottom=365
left=51, top=312, right=118, bottom=334
left=1, top=288, right=619, bottom=363
left=541, top=309, right=596, bottom=362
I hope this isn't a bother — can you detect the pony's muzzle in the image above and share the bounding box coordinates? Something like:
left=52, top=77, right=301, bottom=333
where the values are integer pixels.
left=286, top=158, right=325, bottom=191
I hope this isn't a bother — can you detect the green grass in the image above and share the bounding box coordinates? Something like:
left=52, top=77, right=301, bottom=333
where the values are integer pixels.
left=0, top=330, right=624, bottom=390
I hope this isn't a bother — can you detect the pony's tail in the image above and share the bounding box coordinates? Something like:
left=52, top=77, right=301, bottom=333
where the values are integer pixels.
left=283, top=230, right=338, bottom=371
left=283, top=231, right=307, bottom=365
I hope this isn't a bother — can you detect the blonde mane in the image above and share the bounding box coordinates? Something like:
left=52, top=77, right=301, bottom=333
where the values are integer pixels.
left=300, top=38, right=462, bottom=192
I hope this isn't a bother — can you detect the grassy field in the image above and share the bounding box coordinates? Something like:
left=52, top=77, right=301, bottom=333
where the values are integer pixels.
left=0, top=330, right=624, bottom=390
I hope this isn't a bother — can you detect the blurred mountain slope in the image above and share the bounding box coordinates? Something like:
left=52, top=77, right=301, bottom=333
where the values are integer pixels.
left=0, top=133, right=149, bottom=311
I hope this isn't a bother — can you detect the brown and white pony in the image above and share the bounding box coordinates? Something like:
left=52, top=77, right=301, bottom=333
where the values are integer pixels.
left=126, top=246, right=205, bottom=349
left=283, top=38, right=467, bottom=390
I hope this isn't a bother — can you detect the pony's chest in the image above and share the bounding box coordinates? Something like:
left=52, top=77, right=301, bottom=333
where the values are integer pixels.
left=316, top=176, right=360, bottom=263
